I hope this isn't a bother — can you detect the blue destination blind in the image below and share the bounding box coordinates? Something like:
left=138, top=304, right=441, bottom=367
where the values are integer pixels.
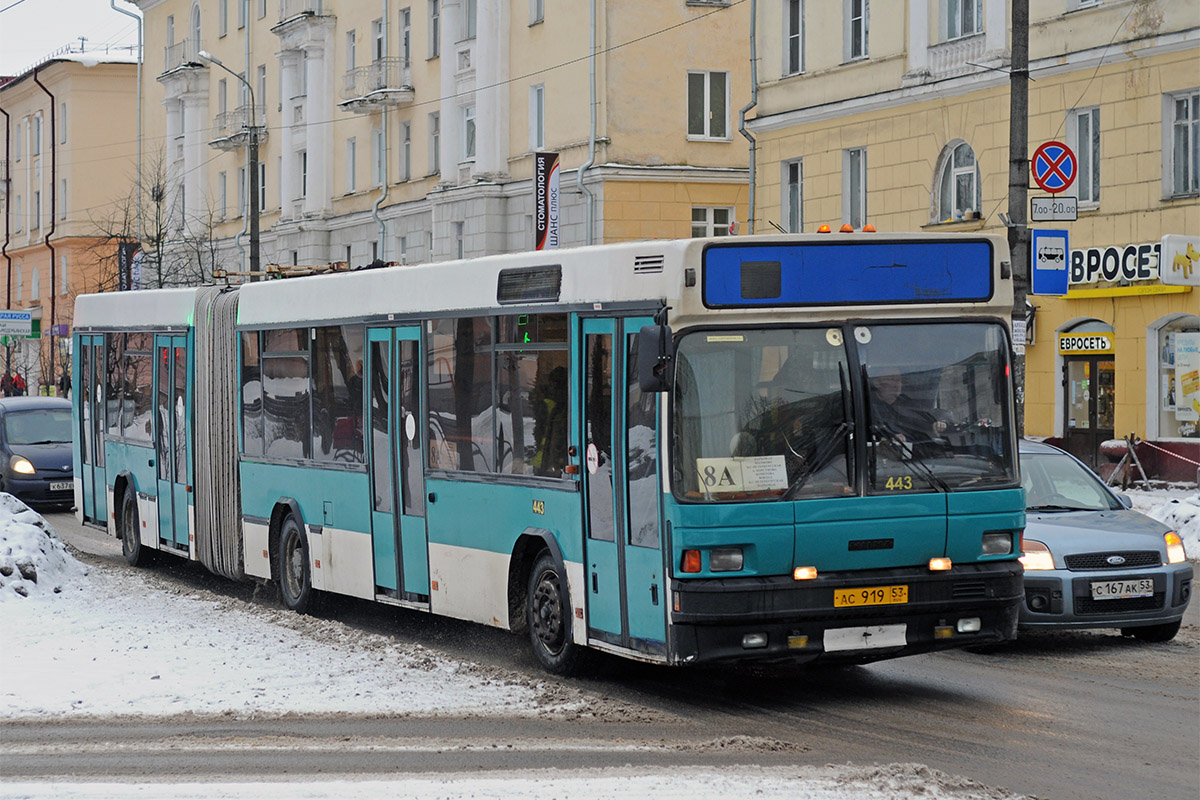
left=702, top=240, right=994, bottom=307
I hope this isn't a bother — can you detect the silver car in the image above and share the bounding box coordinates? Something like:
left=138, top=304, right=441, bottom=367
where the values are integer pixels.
left=1018, top=440, right=1193, bottom=642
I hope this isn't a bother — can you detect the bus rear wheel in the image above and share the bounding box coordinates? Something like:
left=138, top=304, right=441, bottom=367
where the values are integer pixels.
left=120, top=486, right=150, bottom=567
left=277, top=515, right=314, bottom=613
left=527, top=552, right=583, bottom=675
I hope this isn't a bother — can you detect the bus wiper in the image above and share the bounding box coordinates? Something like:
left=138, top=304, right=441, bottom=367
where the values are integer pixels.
left=781, top=421, right=850, bottom=501
left=871, top=423, right=950, bottom=493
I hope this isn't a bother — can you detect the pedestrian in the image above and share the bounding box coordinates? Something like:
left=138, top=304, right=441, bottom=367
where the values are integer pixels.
left=58, top=370, right=71, bottom=399
left=0, top=372, right=12, bottom=397
left=12, top=371, right=27, bottom=396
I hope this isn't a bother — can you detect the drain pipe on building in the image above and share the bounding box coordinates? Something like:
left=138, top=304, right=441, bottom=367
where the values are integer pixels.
left=370, top=0, right=391, bottom=263
left=1, top=107, right=11, bottom=314
left=575, top=0, right=597, bottom=246
left=737, top=0, right=758, bottom=235
left=32, top=68, right=58, bottom=392
left=110, top=0, right=143, bottom=245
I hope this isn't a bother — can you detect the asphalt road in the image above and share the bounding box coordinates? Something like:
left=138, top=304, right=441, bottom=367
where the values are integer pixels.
left=6, top=510, right=1198, bottom=799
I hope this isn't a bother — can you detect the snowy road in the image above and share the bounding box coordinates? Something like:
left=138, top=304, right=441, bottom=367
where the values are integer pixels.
left=3, top=506, right=1198, bottom=800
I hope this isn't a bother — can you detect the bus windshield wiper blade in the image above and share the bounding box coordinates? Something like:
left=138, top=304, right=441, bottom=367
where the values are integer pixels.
left=781, top=421, right=850, bottom=501
left=871, top=423, right=950, bottom=493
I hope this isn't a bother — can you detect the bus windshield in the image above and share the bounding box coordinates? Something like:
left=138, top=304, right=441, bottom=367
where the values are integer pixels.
left=672, top=321, right=1015, bottom=502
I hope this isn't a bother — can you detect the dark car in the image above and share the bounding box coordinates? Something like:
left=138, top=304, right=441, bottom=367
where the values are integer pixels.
left=1018, top=440, right=1193, bottom=642
left=0, top=397, right=74, bottom=509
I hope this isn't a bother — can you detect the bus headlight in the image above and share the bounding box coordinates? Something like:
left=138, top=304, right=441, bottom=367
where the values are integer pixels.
left=1165, top=532, right=1187, bottom=565
left=10, top=456, right=35, bottom=475
left=710, top=548, right=743, bottom=572
left=1020, top=539, right=1055, bottom=571
left=982, top=531, right=1014, bottom=556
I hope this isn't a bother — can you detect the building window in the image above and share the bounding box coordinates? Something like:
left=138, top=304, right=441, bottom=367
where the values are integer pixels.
left=259, top=162, right=267, bottom=212
left=60, top=255, right=68, bottom=296
left=429, top=112, right=440, bottom=174
left=1165, top=89, right=1199, bottom=197
left=256, top=65, right=267, bottom=112
left=691, top=206, right=733, bottom=238
left=219, top=0, right=227, bottom=36
left=300, top=50, right=308, bottom=95
left=945, top=0, right=981, bottom=40
left=429, top=0, right=440, bottom=58
left=783, top=159, right=802, bottom=233
left=32, top=114, right=42, bottom=156
left=372, top=127, right=385, bottom=186
left=843, top=146, right=867, bottom=229
left=346, top=30, right=357, bottom=71
left=59, top=102, right=67, bottom=144
left=845, top=0, right=868, bottom=61
left=372, top=18, right=384, bottom=60
left=346, top=137, right=357, bottom=193
left=299, top=150, right=307, bottom=198
left=31, top=265, right=39, bottom=300
left=454, top=221, right=464, bottom=259
left=530, top=0, right=544, bottom=25
left=238, top=165, right=247, bottom=217
left=935, top=141, right=979, bottom=222
left=13, top=196, right=20, bottom=232
left=237, top=0, right=245, bottom=28
left=399, top=235, right=409, bottom=263
left=465, top=0, right=477, bottom=39
left=258, top=0, right=266, bottom=19
left=32, top=191, right=40, bottom=230
left=463, top=105, right=476, bottom=161
left=190, top=3, right=201, bottom=48
left=529, top=84, right=545, bottom=150
left=218, top=171, right=227, bottom=219
left=1155, top=316, right=1200, bottom=440
left=400, top=8, right=411, bottom=65
left=785, top=0, right=804, bottom=75
left=15, top=266, right=21, bottom=298
left=1069, top=106, right=1100, bottom=206
left=687, top=71, right=728, bottom=139
left=400, top=121, right=412, bottom=181
left=12, top=122, right=20, bottom=161
left=218, top=78, right=228, bottom=115
left=59, top=179, right=67, bottom=220
left=277, top=156, right=282, bottom=207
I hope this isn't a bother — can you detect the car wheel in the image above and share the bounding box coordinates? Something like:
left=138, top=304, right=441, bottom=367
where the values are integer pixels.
left=120, top=486, right=151, bottom=567
left=277, top=514, right=313, bottom=613
left=1122, top=621, right=1181, bottom=643
left=527, top=551, right=584, bottom=675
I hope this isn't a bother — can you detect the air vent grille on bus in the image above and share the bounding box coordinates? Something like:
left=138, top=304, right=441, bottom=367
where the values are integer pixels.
left=633, top=255, right=665, bottom=274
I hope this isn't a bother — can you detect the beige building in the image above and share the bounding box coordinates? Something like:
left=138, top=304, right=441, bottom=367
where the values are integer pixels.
left=748, top=0, right=1199, bottom=478
left=129, top=0, right=750, bottom=275
left=0, top=54, right=139, bottom=393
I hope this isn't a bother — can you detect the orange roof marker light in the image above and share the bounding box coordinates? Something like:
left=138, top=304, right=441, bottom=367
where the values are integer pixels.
left=862, top=223, right=877, bottom=232
left=816, top=224, right=832, bottom=233
left=840, top=224, right=854, bottom=233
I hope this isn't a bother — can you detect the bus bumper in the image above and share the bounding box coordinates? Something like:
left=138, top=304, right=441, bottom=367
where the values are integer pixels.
left=668, top=561, right=1023, bottom=666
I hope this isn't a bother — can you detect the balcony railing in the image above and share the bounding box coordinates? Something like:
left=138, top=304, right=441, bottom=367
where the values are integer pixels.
left=339, top=57, right=414, bottom=110
left=928, top=33, right=985, bottom=79
left=210, top=105, right=269, bottom=150
left=279, top=0, right=330, bottom=24
left=163, top=38, right=204, bottom=74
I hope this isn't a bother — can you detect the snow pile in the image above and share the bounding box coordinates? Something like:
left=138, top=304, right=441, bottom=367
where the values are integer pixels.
left=0, top=493, right=87, bottom=599
left=1144, top=492, right=1200, bottom=558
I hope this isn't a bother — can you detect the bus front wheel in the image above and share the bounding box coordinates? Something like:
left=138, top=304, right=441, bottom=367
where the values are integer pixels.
left=120, top=486, right=150, bottom=567
left=277, top=515, right=314, bottom=613
left=527, top=552, right=583, bottom=675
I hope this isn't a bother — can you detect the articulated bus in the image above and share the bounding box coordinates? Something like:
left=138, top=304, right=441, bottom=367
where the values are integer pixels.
left=73, top=233, right=1025, bottom=673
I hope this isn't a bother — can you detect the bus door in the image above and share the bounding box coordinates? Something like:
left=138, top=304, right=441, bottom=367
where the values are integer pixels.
left=77, top=334, right=106, bottom=524
left=154, top=335, right=189, bottom=551
left=367, top=326, right=430, bottom=602
left=581, top=316, right=667, bottom=655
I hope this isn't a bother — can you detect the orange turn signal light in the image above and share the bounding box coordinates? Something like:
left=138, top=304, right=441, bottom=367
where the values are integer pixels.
left=929, top=557, right=953, bottom=571
left=862, top=223, right=876, bottom=232
left=793, top=566, right=818, bottom=580
left=839, top=223, right=854, bottom=232
left=816, top=224, right=832, bottom=233
left=681, top=549, right=702, bottom=573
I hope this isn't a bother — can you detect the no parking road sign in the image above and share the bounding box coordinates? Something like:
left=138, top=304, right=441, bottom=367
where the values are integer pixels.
left=1031, top=141, right=1077, bottom=194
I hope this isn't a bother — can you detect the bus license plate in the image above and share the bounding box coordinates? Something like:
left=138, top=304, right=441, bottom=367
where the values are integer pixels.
left=50, top=481, right=72, bottom=492
left=1090, top=578, right=1153, bottom=600
left=834, top=584, right=908, bottom=608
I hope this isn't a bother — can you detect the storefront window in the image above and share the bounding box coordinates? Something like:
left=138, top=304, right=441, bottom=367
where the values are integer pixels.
left=1156, top=315, right=1200, bottom=439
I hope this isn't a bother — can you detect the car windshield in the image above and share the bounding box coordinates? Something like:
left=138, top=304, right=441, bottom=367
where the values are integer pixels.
left=5, top=408, right=73, bottom=445
left=1022, top=451, right=1119, bottom=512
left=671, top=322, right=1016, bottom=502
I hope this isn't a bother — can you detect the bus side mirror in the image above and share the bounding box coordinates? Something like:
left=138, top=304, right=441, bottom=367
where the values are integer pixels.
left=638, top=325, right=674, bottom=393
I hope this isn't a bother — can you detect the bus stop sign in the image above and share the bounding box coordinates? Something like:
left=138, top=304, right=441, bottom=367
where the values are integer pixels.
left=1031, top=141, right=1077, bottom=194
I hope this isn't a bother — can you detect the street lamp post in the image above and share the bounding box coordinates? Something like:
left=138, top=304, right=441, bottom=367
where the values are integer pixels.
left=198, top=50, right=260, bottom=282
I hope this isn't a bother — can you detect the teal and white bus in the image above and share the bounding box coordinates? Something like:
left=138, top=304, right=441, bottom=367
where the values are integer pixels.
left=73, top=233, right=1025, bottom=673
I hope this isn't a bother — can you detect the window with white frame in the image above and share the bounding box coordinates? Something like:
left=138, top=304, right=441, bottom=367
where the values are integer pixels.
left=783, top=159, right=803, bottom=233
left=237, top=165, right=246, bottom=217
left=257, top=64, right=267, bottom=112
left=945, top=0, right=981, bottom=40
left=300, top=50, right=308, bottom=95
left=372, top=19, right=384, bottom=60
left=1165, top=89, right=1199, bottom=197
left=463, top=105, right=476, bottom=160
left=259, top=162, right=266, bottom=211
left=32, top=190, right=40, bottom=230
left=32, top=114, right=42, bottom=156
left=785, top=0, right=804, bottom=75
left=935, top=141, right=979, bottom=222
left=400, top=121, right=412, bottom=180
left=687, top=71, right=728, bottom=139
left=843, top=146, right=866, bottom=228
left=691, top=206, right=733, bottom=238
left=346, top=137, right=357, bottom=193
left=1069, top=106, right=1100, bottom=205
left=13, top=122, right=20, bottom=161
left=530, top=0, right=544, bottom=24
left=237, top=0, right=245, bottom=28
left=299, top=150, right=307, bottom=197
left=530, top=84, right=545, bottom=150
left=429, top=0, right=440, bottom=58
left=346, top=30, right=357, bottom=71
left=15, top=266, right=21, bottom=298
left=13, top=196, right=21, bottom=231
left=399, top=235, right=408, bottom=263
left=167, top=13, right=174, bottom=44
left=218, top=170, right=227, bottom=219
left=465, top=0, right=477, bottom=39
left=60, top=254, right=68, bottom=295
left=219, top=0, right=227, bottom=36
left=429, top=112, right=440, bottom=173
left=258, top=0, right=266, bottom=19
left=400, top=8, right=411, bottom=65
left=277, top=156, right=282, bottom=207
left=1154, top=315, right=1200, bottom=439
left=454, top=221, right=464, bottom=259
left=31, top=265, right=39, bottom=300
left=218, top=78, right=227, bottom=115
left=372, top=127, right=385, bottom=186
left=190, top=3, right=201, bottom=48
left=59, top=179, right=66, bottom=220
left=845, top=0, right=867, bottom=61
left=59, top=102, right=66, bottom=144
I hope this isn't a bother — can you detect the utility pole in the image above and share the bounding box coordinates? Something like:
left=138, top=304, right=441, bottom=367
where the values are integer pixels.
left=1008, top=0, right=1030, bottom=437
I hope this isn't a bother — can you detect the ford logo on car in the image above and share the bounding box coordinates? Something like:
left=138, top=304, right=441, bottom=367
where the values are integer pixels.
left=1107, top=555, right=1127, bottom=565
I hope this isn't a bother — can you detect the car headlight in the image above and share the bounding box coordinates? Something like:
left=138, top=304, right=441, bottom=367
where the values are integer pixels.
left=10, top=455, right=35, bottom=475
left=1019, top=538, right=1055, bottom=571
left=1165, top=532, right=1187, bottom=565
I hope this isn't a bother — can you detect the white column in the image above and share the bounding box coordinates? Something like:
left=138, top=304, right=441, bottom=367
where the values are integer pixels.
left=475, top=0, right=509, bottom=178
left=278, top=51, right=299, bottom=219
left=439, top=0, right=462, bottom=183
left=181, top=91, right=208, bottom=232
left=906, top=0, right=930, bottom=78
left=304, top=43, right=331, bottom=215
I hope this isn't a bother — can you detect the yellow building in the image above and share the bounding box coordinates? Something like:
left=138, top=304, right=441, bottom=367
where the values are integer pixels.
left=127, top=0, right=750, bottom=273
left=0, top=54, right=138, bottom=393
left=749, top=0, right=1198, bottom=478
